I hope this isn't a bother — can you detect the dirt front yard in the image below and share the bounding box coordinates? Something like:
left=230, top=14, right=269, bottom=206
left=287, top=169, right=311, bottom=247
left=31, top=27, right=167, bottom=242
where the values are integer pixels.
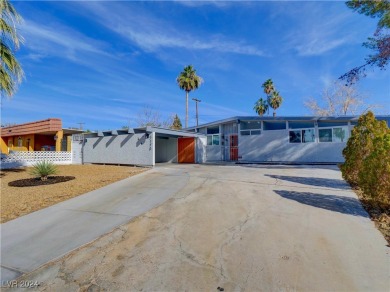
left=1, top=164, right=147, bottom=223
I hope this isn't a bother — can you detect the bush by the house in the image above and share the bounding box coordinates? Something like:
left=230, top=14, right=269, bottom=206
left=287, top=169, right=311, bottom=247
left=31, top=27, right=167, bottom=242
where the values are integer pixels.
left=30, top=161, right=58, bottom=181
left=341, top=112, right=388, bottom=185
left=358, top=133, right=390, bottom=204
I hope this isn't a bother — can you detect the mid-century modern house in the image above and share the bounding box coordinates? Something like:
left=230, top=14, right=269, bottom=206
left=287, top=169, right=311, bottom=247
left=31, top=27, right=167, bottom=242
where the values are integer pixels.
left=185, top=115, right=390, bottom=164
left=0, top=118, right=83, bottom=154
left=71, top=115, right=390, bottom=167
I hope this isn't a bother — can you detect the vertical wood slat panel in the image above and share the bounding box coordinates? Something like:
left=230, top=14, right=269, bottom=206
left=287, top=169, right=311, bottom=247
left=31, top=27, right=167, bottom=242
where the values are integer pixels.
left=178, top=137, right=195, bottom=163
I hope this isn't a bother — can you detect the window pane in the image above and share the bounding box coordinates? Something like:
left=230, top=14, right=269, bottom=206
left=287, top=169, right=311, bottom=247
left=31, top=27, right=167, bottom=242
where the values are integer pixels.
left=263, top=121, right=286, bottom=130
left=207, top=126, right=219, bottom=134
left=213, top=135, right=220, bottom=145
left=302, top=129, right=315, bottom=143
left=240, top=130, right=250, bottom=136
left=333, top=127, right=348, bottom=142
left=289, top=130, right=301, bottom=143
left=241, top=121, right=261, bottom=130
left=318, top=121, right=348, bottom=128
left=288, top=121, right=315, bottom=129
left=207, top=136, right=212, bottom=145
left=251, top=130, right=261, bottom=135
left=319, top=129, right=332, bottom=142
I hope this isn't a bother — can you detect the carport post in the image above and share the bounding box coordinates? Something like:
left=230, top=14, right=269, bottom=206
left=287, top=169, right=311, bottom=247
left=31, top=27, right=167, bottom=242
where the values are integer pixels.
left=152, top=132, right=156, bottom=166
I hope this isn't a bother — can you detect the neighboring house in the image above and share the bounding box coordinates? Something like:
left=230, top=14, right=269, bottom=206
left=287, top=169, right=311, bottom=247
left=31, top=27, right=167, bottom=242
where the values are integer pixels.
left=186, top=115, right=390, bottom=163
left=0, top=118, right=83, bottom=154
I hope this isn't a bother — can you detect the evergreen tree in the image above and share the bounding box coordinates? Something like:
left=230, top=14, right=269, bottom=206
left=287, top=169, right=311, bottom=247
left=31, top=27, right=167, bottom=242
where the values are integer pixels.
left=171, top=114, right=182, bottom=130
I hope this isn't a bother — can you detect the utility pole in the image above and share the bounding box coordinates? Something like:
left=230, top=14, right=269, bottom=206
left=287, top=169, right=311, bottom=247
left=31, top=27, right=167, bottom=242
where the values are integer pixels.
left=77, top=122, right=85, bottom=130
left=192, top=98, right=201, bottom=126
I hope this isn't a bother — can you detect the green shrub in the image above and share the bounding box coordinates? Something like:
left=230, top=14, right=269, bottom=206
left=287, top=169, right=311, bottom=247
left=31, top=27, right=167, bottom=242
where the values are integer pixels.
left=358, top=133, right=390, bottom=204
left=30, top=161, right=58, bottom=181
left=341, top=111, right=388, bottom=186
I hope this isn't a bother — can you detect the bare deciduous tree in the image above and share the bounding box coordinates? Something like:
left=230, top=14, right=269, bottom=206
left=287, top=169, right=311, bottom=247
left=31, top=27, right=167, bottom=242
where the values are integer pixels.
left=136, top=105, right=174, bottom=128
left=304, top=81, right=380, bottom=116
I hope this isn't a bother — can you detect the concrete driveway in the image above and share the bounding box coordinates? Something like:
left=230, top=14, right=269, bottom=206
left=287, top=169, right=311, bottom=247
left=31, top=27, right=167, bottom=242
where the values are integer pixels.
left=2, top=164, right=389, bottom=291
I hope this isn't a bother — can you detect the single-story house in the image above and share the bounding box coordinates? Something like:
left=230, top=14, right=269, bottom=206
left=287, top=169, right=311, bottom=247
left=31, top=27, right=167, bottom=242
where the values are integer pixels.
left=185, top=115, right=390, bottom=164
left=72, top=115, right=390, bottom=167
left=1, top=118, right=83, bottom=154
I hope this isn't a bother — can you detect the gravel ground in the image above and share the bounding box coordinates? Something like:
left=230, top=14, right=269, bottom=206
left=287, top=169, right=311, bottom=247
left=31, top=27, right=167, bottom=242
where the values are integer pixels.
left=1, top=164, right=147, bottom=223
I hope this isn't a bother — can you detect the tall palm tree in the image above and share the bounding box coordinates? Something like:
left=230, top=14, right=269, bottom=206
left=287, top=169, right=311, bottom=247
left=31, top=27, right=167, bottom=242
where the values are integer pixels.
left=253, top=98, right=269, bottom=116
left=262, top=79, right=274, bottom=95
left=267, top=90, right=283, bottom=117
left=176, top=65, right=203, bottom=128
left=1, top=0, right=24, bottom=98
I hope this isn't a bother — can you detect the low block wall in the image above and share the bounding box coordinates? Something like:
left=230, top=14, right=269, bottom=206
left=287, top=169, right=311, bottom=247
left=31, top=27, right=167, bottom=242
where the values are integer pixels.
left=0, top=151, right=72, bottom=169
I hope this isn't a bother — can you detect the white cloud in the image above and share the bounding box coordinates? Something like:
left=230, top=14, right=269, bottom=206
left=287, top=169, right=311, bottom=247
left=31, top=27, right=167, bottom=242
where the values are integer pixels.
left=280, top=3, right=365, bottom=56
left=22, top=19, right=110, bottom=60
left=78, top=2, right=265, bottom=57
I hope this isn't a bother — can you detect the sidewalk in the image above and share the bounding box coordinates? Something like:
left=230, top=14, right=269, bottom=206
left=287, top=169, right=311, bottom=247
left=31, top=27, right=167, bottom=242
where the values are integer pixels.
left=1, top=166, right=188, bottom=282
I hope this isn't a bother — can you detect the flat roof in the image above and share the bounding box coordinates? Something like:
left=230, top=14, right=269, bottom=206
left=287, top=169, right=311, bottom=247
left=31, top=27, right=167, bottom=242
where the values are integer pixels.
left=84, top=126, right=205, bottom=138
left=185, top=115, right=390, bottom=130
left=0, top=118, right=62, bottom=137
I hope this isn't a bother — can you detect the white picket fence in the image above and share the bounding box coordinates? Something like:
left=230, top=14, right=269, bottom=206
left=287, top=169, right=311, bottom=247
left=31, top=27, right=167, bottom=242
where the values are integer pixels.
left=1, top=151, right=72, bottom=169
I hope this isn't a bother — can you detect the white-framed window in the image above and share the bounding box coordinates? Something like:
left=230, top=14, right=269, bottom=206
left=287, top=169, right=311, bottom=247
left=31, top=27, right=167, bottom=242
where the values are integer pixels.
left=207, top=134, right=220, bottom=145
left=319, top=126, right=349, bottom=143
left=240, top=121, right=261, bottom=136
left=240, top=129, right=261, bottom=136
left=289, top=128, right=315, bottom=143
left=207, top=126, right=220, bottom=145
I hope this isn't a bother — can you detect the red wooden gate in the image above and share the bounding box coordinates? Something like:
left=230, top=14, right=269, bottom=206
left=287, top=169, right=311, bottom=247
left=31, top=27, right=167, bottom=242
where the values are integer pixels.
left=178, top=137, right=195, bottom=163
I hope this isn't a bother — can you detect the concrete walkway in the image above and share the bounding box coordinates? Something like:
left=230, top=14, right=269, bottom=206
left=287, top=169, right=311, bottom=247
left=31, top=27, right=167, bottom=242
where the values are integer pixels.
left=1, top=166, right=189, bottom=282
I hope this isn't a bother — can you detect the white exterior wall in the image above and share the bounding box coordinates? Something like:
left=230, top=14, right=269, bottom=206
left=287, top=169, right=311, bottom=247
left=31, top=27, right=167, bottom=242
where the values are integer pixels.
left=196, top=136, right=207, bottom=163
left=155, top=137, right=178, bottom=163
left=71, top=140, right=83, bottom=164
left=205, top=146, right=222, bottom=161
left=83, top=133, right=154, bottom=166
left=239, top=129, right=346, bottom=163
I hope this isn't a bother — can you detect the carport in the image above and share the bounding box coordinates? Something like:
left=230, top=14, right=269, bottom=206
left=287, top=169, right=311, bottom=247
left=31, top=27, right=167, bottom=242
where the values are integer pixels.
left=78, top=127, right=206, bottom=167
left=151, top=127, right=205, bottom=164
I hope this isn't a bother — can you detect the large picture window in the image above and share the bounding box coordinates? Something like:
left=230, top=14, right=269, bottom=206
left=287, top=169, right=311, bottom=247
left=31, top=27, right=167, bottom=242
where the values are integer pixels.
left=289, top=129, right=315, bottom=143
left=240, top=121, right=261, bottom=136
left=319, top=127, right=348, bottom=142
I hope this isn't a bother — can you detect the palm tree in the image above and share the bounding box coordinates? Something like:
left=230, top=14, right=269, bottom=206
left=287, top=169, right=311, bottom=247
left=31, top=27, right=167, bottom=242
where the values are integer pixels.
left=176, top=65, right=203, bottom=128
left=267, top=91, right=283, bottom=117
left=1, top=0, right=24, bottom=98
left=253, top=98, right=269, bottom=116
left=262, top=79, right=274, bottom=95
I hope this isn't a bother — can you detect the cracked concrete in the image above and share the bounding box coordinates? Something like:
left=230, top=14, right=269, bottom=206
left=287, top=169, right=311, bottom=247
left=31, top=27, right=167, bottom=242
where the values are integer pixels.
left=2, top=164, right=389, bottom=291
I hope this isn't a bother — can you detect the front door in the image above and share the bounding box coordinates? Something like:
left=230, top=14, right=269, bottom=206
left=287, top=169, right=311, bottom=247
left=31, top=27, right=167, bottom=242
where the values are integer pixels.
left=230, top=134, right=238, bottom=161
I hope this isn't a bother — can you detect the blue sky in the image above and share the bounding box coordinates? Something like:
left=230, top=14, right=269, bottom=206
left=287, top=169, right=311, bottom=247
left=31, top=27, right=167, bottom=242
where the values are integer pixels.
left=2, top=0, right=389, bottom=130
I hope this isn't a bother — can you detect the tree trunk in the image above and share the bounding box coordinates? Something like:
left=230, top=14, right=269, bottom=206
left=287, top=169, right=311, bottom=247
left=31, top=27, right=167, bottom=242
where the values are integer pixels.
left=273, top=111, right=276, bottom=117
left=185, top=91, right=189, bottom=128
